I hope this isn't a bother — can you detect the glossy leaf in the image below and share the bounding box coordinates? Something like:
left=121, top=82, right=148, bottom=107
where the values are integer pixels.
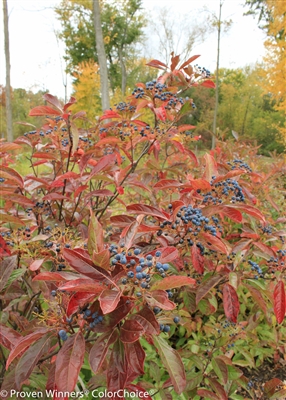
left=120, top=319, right=144, bottom=343
left=125, top=342, right=146, bottom=376
left=192, top=245, right=204, bottom=274
left=197, top=389, right=220, bottom=400
left=107, top=339, right=127, bottom=392
left=130, top=306, right=160, bottom=335
left=0, top=165, right=24, bottom=187
left=55, top=331, right=85, bottom=392
left=59, top=279, right=104, bottom=293
left=264, top=378, right=283, bottom=398
left=179, top=54, right=200, bottom=69
left=201, top=232, right=230, bottom=254
left=0, top=325, right=22, bottom=350
left=157, top=246, right=179, bottom=263
left=212, top=357, right=228, bottom=385
left=201, top=79, right=216, bottom=88
left=127, top=204, right=170, bottom=220
left=29, top=105, right=62, bottom=116
left=274, top=281, right=285, bottom=324
left=196, top=275, right=224, bottom=305
left=223, top=283, right=239, bottom=323
left=228, top=204, right=265, bottom=223
left=151, top=276, right=195, bottom=291
left=146, top=59, right=167, bottom=69
left=0, top=255, right=16, bottom=290
left=15, top=334, right=51, bottom=389
left=89, top=330, right=119, bottom=374
left=153, top=335, right=186, bottom=394
left=203, top=153, right=218, bottom=182
left=99, top=289, right=121, bottom=314
left=207, top=377, right=228, bottom=400
left=66, top=292, right=97, bottom=317
left=6, top=328, right=49, bottom=369
left=145, top=290, right=176, bottom=310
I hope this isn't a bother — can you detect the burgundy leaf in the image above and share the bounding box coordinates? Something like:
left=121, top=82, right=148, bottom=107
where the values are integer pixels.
left=153, top=335, right=186, bottom=394
left=55, top=331, right=85, bottom=392
left=89, top=330, right=119, bottom=374
left=99, top=289, right=121, bottom=314
left=130, top=307, right=160, bottom=335
left=145, top=290, right=176, bottom=310
left=120, top=320, right=144, bottom=343
left=196, top=275, right=224, bottom=305
left=192, top=245, right=204, bottom=274
left=223, top=283, right=239, bottom=323
left=125, top=341, right=146, bottom=375
left=126, top=204, right=170, bottom=221
left=274, top=281, right=286, bottom=324
left=0, top=255, right=16, bottom=290
left=29, top=105, right=62, bottom=116
left=0, top=325, right=22, bottom=350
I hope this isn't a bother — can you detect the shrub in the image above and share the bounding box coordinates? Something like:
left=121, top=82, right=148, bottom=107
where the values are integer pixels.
left=0, top=54, right=285, bottom=400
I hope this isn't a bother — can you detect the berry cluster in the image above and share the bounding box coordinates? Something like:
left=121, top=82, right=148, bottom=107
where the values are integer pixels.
left=227, top=159, right=252, bottom=173
left=83, top=310, right=104, bottom=329
left=267, top=250, right=285, bottom=272
left=194, top=65, right=211, bottom=78
left=202, top=177, right=245, bottom=205
left=248, top=260, right=263, bottom=278
left=115, top=102, right=136, bottom=113
left=157, top=205, right=220, bottom=248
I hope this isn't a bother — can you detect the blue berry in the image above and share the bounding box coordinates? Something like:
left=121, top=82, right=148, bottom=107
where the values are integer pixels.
left=58, top=329, right=68, bottom=340
left=155, top=251, right=161, bottom=257
left=134, top=249, right=141, bottom=255
left=173, top=316, right=180, bottom=323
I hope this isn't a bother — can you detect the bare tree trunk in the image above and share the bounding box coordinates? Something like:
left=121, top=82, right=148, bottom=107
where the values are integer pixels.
left=92, top=0, right=110, bottom=111
left=118, top=47, right=127, bottom=95
left=212, top=0, right=223, bottom=150
left=3, top=0, right=13, bottom=141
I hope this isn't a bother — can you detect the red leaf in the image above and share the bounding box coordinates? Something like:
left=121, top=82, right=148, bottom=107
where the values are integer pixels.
left=89, top=330, right=119, bottom=374
left=110, top=215, right=136, bottom=227
left=188, top=178, right=211, bottom=191
left=171, top=54, right=180, bottom=71
left=154, top=106, right=167, bottom=121
left=120, top=320, right=144, bottom=343
left=59, top=279, right=104, bottom=293
left=32, top=271, right=77, bottom=282
left=179, top=54, right=200, bottom=69
left=43, top=94, right=63, bottom=111
left=146, top=59, right=167, bottom=70
left=63, top=248, right=114, bottom=285
left=153, top=335, right=186, bottom=394
left=208, top=377, right=228, bottom=400
left=0, top=238, right=12, bottom=259
left=121, top=220, right=140, bottom=250
left=15, top=334, right=51, bottom=390
left=203, top=153, right=218, bottom=182
left=29, top=105, right=62, bottom=116
left=201, top=232, right=230, bottom=254
left=126, top=204, right=170, bottom=221
left=87, top=153, right=117, bottom=180
left=0, top=165, right=24, bottom=188
left=184, top=148, right=199, bottom=165
left=153, top=179, right=182, bottom=190
left=63, top=96, right=76, bottom=111
left=151, top=276, right=195, bottom=291
left=220, top=206, right=243, bottom=223
left=264, top=378, right=284, bottom=398
left=223, top=283, right=239, bottom=323
left=29, top=259, right=44, bottom=271
left=145, top=290, right=176, bottom=310
left=228, top=204, right=265, bottom=223
left=55, top=331, right=85, bottom=392
left=6, top=328, right=49, bottom=369
left=196, top=275, right=224, bottom=305
left=212, top=169, right=244, bottom=183
left=158, top=246, right=179, bottom=263
left=107, top=339, right=128, bottom=393
left=274, top=281, right=285, bottom=324
left=201, top=79, right=216, bottom=88
left=32, top=152, right=57, bottom=160
left=252, top=241, right=276, bottom=258
left=130, top=306, right=160, bottom=335
left=99, top=110, right=121, bottom=121
left=0, top=325, right=22, bottom=350
left=0, top=142, right=21, bottom=152
left=178, top=124, right=196, bottom=132
left=99, top=289, right=121, bottom=314
left=125, top=342, right=146, bottom=376
left=66, top=293, right=97, bottom=317
left=192, top=245, right=204, bottom=274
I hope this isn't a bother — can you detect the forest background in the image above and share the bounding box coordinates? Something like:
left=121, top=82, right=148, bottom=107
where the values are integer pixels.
left=0, top=0, right=285, bottom=154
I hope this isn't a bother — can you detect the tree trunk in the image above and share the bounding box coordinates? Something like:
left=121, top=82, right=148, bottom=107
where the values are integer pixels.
left=92, top=0, right=110, bottom=111
left=118, top=46, right=127, bottom=95
left=212, top=0, right=223, bottom=150
left=3, top=0, right=13, bottom=141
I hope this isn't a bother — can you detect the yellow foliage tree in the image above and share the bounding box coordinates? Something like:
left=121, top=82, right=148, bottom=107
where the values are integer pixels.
left=71, top=60, right=102, bottom=120
left=261, top=0, right=286, bottom=144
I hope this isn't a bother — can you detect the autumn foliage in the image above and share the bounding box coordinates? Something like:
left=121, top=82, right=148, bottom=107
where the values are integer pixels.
left=0, top=54, right=285, bottom=400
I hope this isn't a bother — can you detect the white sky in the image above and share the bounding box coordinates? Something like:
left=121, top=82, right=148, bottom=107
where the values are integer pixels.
left=0, top=0, right=267, bottom=100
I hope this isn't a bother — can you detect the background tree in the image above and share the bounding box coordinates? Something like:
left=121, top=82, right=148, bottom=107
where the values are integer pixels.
left=55, top=0, right=146, bottom=94
left=2, top=0, right=13, bottom=141
left=93, top=0, right=110, bottom=110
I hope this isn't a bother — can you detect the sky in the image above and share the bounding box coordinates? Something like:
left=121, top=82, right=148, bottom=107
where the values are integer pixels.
left=0, top=0, right=267, bottom=100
